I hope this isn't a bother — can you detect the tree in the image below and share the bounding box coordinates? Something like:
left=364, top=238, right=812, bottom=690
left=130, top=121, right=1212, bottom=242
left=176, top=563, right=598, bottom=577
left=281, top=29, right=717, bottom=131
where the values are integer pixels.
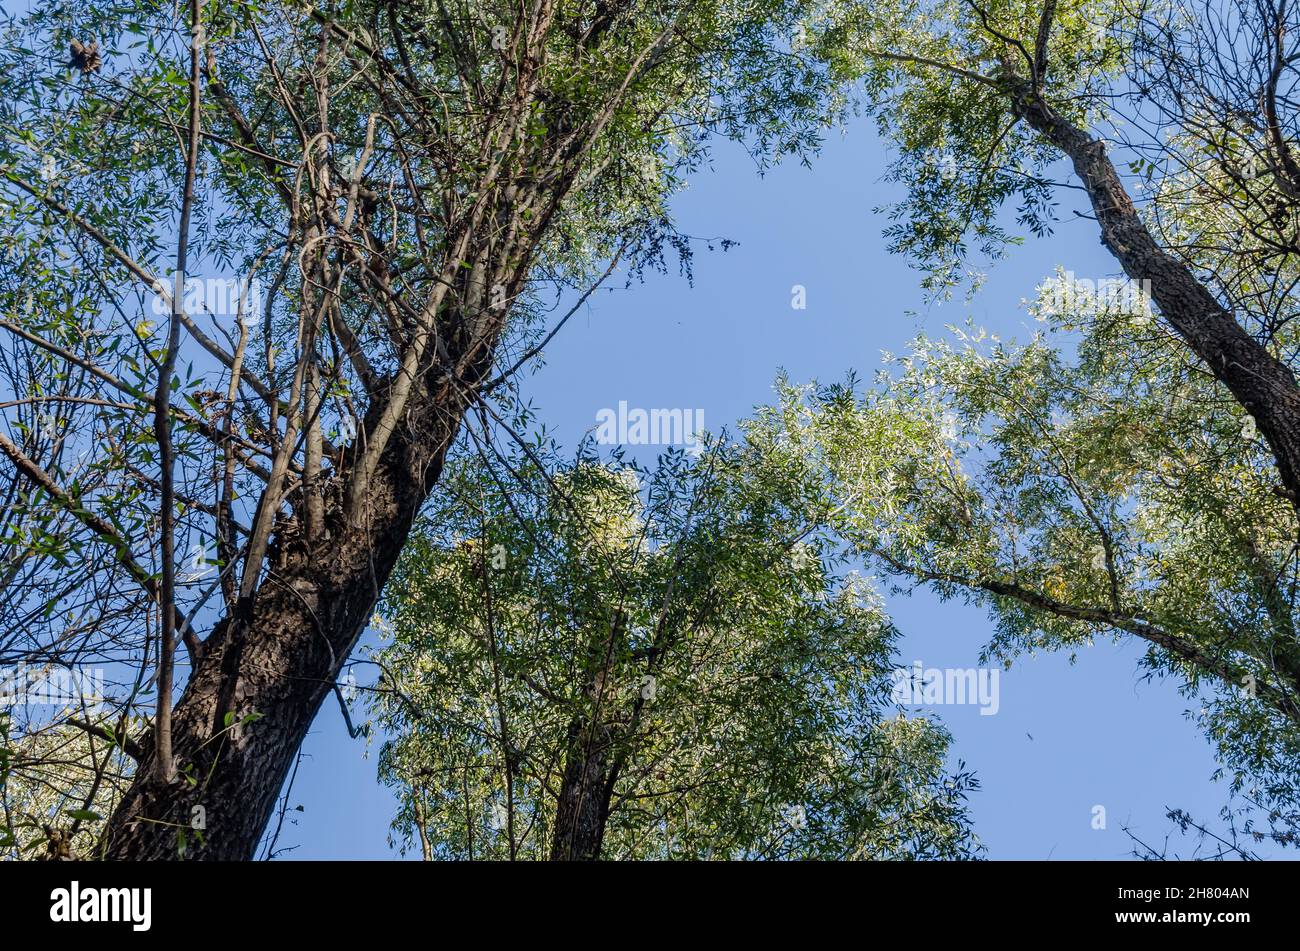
left=0, top=0, right=834, bottom=858
left=368, top=439, right=981, bottom=860
left=753, top=294, right=1300, bottom=844
left=817, top=0, right=1300, bottom=509
left=762, top=0, right=1300, bottom=844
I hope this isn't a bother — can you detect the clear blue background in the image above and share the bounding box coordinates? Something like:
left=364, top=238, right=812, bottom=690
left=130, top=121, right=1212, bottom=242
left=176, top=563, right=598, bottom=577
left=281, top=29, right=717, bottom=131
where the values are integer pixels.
left=274, top=119, right=1264, bottom=860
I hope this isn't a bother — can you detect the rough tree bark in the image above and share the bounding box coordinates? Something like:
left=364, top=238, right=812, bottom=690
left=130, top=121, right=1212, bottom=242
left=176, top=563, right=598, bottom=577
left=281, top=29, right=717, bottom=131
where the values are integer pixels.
left=549, top=610, right=628, bottom=860
left=550, top=717, right=618, bottom=861
left=102, top=386, right=469, bottom=859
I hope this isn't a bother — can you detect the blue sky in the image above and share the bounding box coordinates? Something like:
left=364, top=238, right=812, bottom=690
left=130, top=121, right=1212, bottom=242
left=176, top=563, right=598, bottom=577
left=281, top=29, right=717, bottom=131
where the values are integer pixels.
left=278, top=116, right=1253, bottom=861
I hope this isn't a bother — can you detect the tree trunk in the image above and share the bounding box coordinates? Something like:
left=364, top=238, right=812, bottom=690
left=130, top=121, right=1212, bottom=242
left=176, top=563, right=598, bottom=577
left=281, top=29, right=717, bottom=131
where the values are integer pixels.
left=549, top=610, right=628, bottom=861
left=100, top=394, right=463, bottom=860
left=550, top=717, right=617, bottom=861
left=1006, top=76, right=1300, bottom=507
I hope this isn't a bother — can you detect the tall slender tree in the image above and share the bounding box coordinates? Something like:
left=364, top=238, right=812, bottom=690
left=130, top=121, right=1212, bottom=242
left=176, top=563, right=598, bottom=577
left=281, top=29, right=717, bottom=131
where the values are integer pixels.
left=819, top=0, right=1300, bottom=505
left=370, top=443, right=980, bottom=860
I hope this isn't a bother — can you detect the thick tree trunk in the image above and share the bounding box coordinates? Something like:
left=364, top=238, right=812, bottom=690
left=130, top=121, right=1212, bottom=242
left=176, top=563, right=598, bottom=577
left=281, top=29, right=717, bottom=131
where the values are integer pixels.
left=549, top=717, right=617, bottom=861
left=1006, top=77, right=1300, bottom=507
left=549, top=610, right=628, bottom=861
left=100, top=395, right=463, bottom=860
